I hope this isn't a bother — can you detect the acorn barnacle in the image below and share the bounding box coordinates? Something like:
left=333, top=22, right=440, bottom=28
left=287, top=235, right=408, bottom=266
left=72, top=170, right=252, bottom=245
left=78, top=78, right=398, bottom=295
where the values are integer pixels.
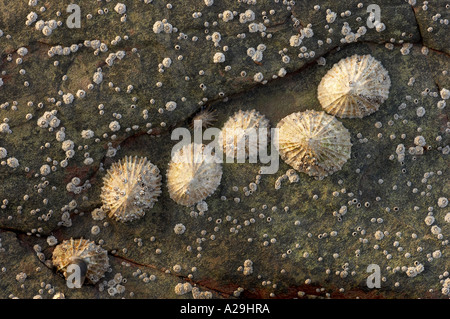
left=101, top=156, right=162, bottom=222
left=167, top=143, right=222, bottom=207
left=218, top=109, right=270, bottom=159
left=317, top=54, right=390, bottom=118
left=276, top=110, right=352, bottom=179
left=52, top=238, right=109, bottom=285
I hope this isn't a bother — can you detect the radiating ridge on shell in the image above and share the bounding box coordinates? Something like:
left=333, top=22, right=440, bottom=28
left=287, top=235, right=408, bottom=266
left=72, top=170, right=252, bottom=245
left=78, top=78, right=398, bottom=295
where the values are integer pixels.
left=318, top=54, right=391, bottom=118
left=276, top=110, right=352, bottom=179
left=52, top=238, right=109, bottom=285
left=218, top=109, right=270, bottom=159
left=101, top=156, right=162, bottom=222
left=167, top=143, right=222, bottom=207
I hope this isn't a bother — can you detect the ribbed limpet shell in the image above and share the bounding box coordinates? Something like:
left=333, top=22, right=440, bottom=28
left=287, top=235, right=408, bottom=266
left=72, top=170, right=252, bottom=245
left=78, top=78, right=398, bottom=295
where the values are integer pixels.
left=167, top=143, right=222, bottom=206
left=276, top=110, right=352, bottom=179
left=101, top=156, right=162, bottom=222
left=318, top=54, right=390, bottom=118
left=52, top=238, right=109, bottom=285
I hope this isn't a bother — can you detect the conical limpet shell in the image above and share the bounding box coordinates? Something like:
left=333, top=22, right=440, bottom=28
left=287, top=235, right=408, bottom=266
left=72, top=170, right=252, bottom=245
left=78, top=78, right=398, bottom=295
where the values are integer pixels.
left=167, top=143, right=222, bottom=206
left=101, top=156, right=162, bottom=222
left=52, top=238, right=109, bottom=285
left=276, top=110, right=352, bottom=179
left=218, top=109, right=270, bottom=159
left=318, top=54, right=390, bottom=118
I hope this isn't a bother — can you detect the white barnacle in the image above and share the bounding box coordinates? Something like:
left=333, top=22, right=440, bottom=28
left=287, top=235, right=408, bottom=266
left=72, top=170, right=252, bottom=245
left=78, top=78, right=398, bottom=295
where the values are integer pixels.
left=424, top=215, right=435, bottom=226
left=62, top=93, right=74, bottom=105
left=109, top=121, right=121, bottom=132
left=406, top=267, right=417, bottom=278
left=222, top=10, right=234, bottom=22
left=374, top=230, right=384, bottom=240
left=250, top=50, right=263, bottom=62
left=416, top=106, right=425, bottom=117
left=163, top=22, right=173, bottom=33
left=256, top=44, right=266, bottom=52
left=248, top=22, right=259, bottom=33
left=70, top=44, right=78, bottom=53
left=81, top=130, right=94, bottom=139
left=17, top=47, right=29, bottom=56
left=42, top=25, right=52, bottom=36
left=326, top=10, right=337, bottom=23
left=289, top=34, right=303, bottom=47
left=301, top=26, right=314, bottom=38
left=174, top=283, right=192, bottom=295
left=91, top=225, right=100, bottom=235
left=55, top=130, right=65, bottom=142
left=46, top=236, right=58, bottom=246
left=26, top=11, right=38, bottom=24
left=438, top=197, right=448, bottom=208
left=165, top=101, right=177, bottom=111
left=48, top=20, right=58, bottom=30
left=414, top=135, right=426, bottom=147
left=278, top=68, right=287, bottom=77
left=40, top=164, right=51, bottom=176
left=76, top=90, right=86, bottom=99
left=61, top=140, right=74, bottom=151
left=153, top=21, right=164, bottom=34
left=162, top=57, right=172, bottom=68
left=114, top=3, right=126, bottom=15
left=16, top=272, right=27, bottom=283
left=7, top=157, right=19, bottom=168
left=91, top=208, right=106, bottom=221
left=213, top=52, right=225, bottom=63
left=247, top=47, right=256, bottom=57
left=211, top=32, right=221, bottom=43
left=440, top=88, right=450, bottom=100
left=431, top=225, right=441, bottom=235
left=0, top=123, right=11, bottom=134
left=445, top=213, right=450, bottom=223
left=245, top=9, right=255, bottom=22
left=253, top=72, right=264, bottom=82
left=116, top=51, right=126, bottom=60
left=93, top=71, right=103, bottom=84
left=282, top=55, right=291, bottom=64
left=341, top=22, right=352, bottom=36
left=437, top=100, right=446, bottom=109
left=174, top=223, right=186, bottom=235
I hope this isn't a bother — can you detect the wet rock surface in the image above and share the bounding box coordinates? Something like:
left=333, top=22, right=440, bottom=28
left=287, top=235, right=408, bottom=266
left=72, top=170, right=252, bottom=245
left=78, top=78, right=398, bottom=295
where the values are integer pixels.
left=0, top=0, right=448, bottom=299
